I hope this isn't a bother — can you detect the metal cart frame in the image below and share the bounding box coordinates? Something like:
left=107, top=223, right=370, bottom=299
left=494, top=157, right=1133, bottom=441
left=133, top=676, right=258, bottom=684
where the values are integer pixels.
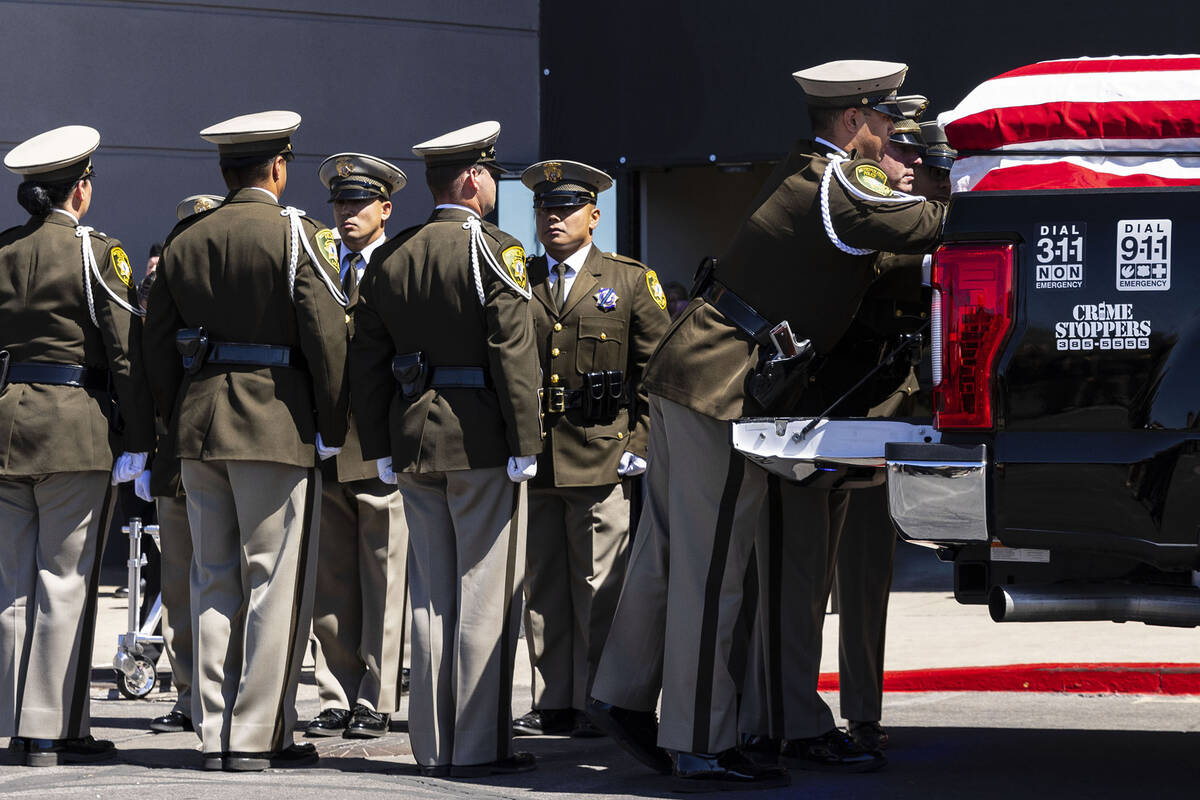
left=112, top=516, right=164, bottom=699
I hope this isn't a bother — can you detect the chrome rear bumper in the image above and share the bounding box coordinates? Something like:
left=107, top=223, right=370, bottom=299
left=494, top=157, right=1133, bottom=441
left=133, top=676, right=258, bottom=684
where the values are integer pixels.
left=885, top=442, right=989, bottom=545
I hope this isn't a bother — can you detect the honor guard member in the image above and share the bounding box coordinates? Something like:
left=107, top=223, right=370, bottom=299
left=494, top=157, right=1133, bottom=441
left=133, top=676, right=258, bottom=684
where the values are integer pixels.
left=143, top=111, right=349, bottom=772
left=134, top=193, right=225, bottom=737
left=831, top=93, right=933, bottom=752
left=588, top=60, right=946, bottom=790
left=914, top=120, right=956, bottom=201
left=306, top=153, right=410, bottom=740
left=732, top=66, right=945, bottom=775
left=350, top=121, right=543, bottom=777
left=513, top=160, right=670, bottom=738
left=0, top=126, right=154, bottom=766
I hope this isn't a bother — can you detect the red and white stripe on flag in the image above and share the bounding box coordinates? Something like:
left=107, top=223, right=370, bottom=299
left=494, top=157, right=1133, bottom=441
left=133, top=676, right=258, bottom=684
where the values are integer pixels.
left=939, top=55, right=1200, bottom=191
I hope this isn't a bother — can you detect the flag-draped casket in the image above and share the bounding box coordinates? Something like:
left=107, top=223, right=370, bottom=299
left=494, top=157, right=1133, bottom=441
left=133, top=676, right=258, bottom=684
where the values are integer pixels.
left=940, top=55, right=1200, bottom=192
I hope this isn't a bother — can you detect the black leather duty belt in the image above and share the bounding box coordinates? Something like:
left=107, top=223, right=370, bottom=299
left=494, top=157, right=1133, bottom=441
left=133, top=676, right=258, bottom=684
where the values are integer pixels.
left=208, top=342, right=296, bottom=368
left=6, top=362, right=109, bottom=390
left=429, top=366, right=489, bottom=389
left=543, top=386, right=584, bottom=413
left=701, top=281, right=773, bottom=346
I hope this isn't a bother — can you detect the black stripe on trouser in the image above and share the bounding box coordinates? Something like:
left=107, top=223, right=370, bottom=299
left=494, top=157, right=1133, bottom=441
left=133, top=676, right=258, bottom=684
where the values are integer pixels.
left=269, top=468, right=317, bottom=752
left=765, top=476, right=785, bottom=739
left=496, top=483, right=521, bottom=761
left=692, top=450, right=745, bottom=754
left=395, top=557, right=410, bottom=702
left=67, top=480, right=116, bottom=737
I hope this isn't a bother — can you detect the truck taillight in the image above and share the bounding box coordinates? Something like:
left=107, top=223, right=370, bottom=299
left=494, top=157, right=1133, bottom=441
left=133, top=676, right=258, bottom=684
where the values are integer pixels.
left=931, top=242, right=1015, bottom=430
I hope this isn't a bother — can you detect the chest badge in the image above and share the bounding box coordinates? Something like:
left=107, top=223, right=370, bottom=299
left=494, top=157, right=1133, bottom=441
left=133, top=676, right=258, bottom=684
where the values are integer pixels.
left=594, top=287, right=619, bottom=311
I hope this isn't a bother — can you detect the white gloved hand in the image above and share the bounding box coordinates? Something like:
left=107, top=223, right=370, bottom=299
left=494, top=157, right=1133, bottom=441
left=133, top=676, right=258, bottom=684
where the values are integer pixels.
left=111, top=451, right=148, bottom=484
left=315, top=433, right=341, bottom=461
left=376, top=457, right=397, bottom=485
left=134, top=470, right=153, bottom=502
left=617, top=451, right=647, bottom=477
left=507, top=455, right=537, bottom=483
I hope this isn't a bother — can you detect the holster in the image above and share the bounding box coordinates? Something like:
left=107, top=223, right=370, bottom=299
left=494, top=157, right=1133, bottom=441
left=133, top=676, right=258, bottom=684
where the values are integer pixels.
left=582, top=369, right=624, bottom=423
left=175, top=327, right=209, bottom=375
left=746, top=341, right=816, bottom=414
left=392, top=352, right=428, bottom=401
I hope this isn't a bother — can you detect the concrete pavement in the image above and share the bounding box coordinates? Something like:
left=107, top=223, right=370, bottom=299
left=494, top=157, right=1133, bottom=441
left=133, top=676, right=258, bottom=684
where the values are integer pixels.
left=1, top=541, right=1196, bottom=798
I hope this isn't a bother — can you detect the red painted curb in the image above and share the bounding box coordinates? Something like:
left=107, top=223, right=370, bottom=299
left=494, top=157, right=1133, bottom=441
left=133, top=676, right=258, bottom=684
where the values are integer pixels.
left=816, top=663, right=1200, bottom=695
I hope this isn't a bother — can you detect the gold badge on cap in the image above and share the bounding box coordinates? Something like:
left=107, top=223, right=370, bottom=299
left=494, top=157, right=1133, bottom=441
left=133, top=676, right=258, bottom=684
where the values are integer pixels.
left=543, top=162, right=564, bottom=183
left=111, top=247, right=133, bottom=288
left=336, top=157, right=355, bottom=178
left=646, top=270, right=667, bottom=311
left=193, top=198, right=215, bottom=215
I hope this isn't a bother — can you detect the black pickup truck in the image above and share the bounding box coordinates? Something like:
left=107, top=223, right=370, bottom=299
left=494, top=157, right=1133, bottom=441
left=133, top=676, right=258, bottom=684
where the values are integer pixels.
left=733, top=186, right=1200, bottom=628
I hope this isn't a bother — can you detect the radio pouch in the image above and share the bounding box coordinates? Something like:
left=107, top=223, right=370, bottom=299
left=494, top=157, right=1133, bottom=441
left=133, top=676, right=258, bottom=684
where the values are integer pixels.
left=392, top=352, right=427, bottom=401
left=175, top=327, right=210, bottom=375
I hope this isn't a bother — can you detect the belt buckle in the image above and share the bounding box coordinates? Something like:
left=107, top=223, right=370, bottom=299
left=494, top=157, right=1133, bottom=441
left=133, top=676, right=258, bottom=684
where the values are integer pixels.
left=547, top=386, right=565, bottom=413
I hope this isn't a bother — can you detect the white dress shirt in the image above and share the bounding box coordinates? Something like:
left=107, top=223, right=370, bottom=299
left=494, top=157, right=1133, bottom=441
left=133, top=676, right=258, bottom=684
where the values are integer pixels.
left=545, top=241, right=593, bottom=303
left=338, top=233, right=386, bottom=285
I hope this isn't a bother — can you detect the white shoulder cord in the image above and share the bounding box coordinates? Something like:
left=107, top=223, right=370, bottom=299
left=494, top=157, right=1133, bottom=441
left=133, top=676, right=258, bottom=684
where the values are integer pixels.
left=819, top=155, right=876, bottom=256
left=75, top=226, right=144, bottom=326
left=462, top=216, right=532, bottom=303
left=281, top=207, right=349, bottom=308
left=820, top=154, right=929, bottom=257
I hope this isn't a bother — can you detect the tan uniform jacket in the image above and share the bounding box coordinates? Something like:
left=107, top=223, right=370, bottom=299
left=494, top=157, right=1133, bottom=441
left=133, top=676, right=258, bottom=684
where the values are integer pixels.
left=0, top=212, right=154, bottom=474
left=642, top=139, right=946, bottom=421
left=351, top=206, right=542, bottom=473
left=143, top=188, right=349, bottom=467
left=527, top=246, right=670, bottom=487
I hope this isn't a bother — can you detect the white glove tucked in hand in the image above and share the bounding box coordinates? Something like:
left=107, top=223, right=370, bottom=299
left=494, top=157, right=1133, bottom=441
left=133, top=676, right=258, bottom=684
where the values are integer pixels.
left=376, top=457, right=397, bottom=485
left=617, top=450, right=647, bottom=477
left=134, top=471, right=153, bottom=503
left=316, top=433, right=341, bottom=461
left=506, top=455, right=537, bottom=483
left=111, top=451, right=148, bottom=484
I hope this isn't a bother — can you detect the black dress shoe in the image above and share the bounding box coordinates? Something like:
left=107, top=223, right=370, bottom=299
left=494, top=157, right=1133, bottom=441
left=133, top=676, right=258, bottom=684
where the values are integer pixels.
left=671, top=748, right=790, bottom=792
left=584, top=698, right=672, bottom=775
left=305, top=707, right=351, bottom=737
left=224, top=742, right=319, bottom=772
left=149, top=709, right=194, bottom=734
left=781, top=728, right=886, bottom=772
left=848, top=720, right=889, bottom=750
left=512, top=707, right=574, bottom=736
left=25, top=736, right=116, bottom=767
left=571, top=711, right=603, bottom=738
left=419, top=763, right=450, bottom=777
left=738, top=733, right=781, bottom=763
left=449, top=750, right=536, bottom=777
left=345, top=703, right=390, bottom=739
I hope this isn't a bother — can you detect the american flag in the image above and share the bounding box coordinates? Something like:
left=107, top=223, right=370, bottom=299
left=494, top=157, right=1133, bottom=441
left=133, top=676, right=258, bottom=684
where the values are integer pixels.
left=940, top=55, right=1200, bottom=192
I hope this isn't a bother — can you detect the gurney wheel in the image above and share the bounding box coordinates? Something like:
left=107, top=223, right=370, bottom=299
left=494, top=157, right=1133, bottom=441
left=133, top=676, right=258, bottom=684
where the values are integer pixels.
left=116, top=654, right=158, bottom=699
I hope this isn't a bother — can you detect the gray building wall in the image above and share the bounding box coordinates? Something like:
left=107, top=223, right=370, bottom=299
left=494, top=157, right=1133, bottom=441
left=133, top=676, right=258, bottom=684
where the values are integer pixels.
left=0, top=0, right=540, bottom=273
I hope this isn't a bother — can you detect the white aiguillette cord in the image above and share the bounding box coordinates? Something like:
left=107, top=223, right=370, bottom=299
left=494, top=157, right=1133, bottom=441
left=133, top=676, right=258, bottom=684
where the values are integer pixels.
left=74, top=225, right=144, bottom=326
left=462, top=215, right=531, bottom=304
left=281, top=207, right=349, bottom=308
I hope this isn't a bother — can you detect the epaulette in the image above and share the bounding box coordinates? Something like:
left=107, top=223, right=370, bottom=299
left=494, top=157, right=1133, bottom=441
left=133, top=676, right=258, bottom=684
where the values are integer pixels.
left=603, top=251, right=646, bottom=268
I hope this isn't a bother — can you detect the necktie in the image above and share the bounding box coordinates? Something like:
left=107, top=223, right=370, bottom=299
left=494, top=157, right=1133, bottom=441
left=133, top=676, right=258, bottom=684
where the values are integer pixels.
left=342, top=253, right=362, bottom=296
left=552, top=261, right=569, bottom=310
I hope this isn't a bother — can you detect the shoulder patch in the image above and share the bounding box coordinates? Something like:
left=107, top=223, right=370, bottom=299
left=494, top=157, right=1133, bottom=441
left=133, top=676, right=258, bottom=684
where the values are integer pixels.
left=314, top=228, right=340, bottom=271
left=853, top=164, right=893, bottom=197
left=110, top=247, right=133, bottom=287
left=645, top=269, right=667, bottom=310
left=501, top=245, right=528, bottom=291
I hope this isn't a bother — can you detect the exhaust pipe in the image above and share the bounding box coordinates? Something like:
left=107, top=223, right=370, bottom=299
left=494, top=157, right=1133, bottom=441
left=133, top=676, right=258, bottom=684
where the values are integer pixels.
left=989, top=583, right=1200, bottom=628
